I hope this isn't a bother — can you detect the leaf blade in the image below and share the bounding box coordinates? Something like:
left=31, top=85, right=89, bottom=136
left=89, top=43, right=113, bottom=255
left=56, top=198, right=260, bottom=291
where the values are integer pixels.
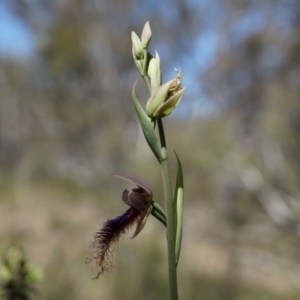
left=132, top=80, right=163, bottom=162
left=173, top=150, right=184, bottom=266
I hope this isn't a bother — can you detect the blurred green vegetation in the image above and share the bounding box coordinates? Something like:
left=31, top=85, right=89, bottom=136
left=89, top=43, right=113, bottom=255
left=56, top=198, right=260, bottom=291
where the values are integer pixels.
left=0, top=246, right=43, bottom=300
left=1, top=0, right=300, bottom=299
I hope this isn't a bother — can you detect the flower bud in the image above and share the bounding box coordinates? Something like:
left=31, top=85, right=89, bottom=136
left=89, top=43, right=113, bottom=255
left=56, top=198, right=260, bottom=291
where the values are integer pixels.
left=147, top=51, right=162, bottom=94
left=141, top=21, right=152, bottom=48
left=131, top=32, right=144, bottom=74
left=131, top=31, right=143, bottom=60
left=146, top=70, right=185, bottom=118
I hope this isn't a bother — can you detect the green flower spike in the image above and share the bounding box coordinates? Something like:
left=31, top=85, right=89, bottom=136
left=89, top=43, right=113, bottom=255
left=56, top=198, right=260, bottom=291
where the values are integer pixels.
left=132, top=21, right=152, bottom=77
left=146, top=69, right=185, bottom=119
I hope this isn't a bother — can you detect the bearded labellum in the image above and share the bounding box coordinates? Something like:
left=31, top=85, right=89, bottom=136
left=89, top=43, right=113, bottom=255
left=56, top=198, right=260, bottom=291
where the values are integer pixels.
left=87, top=174, right=153, bottom=279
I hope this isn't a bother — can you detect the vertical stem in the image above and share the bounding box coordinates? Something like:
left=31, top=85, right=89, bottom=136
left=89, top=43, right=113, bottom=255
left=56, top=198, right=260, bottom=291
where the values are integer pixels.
left=142, top=48, right=148, bottom=77
left=157, top=119, right=178, bottom=300
left=141, top=75, right=178, bottom=299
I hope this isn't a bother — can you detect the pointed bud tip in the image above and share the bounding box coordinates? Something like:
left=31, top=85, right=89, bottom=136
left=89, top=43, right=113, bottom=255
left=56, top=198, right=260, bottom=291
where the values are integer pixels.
left=141, top=21, right=152, bottom=48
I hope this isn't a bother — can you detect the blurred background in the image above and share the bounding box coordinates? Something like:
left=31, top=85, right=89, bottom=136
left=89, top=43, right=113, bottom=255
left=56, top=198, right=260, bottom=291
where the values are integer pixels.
left=0, top=0, right=300, bottom=299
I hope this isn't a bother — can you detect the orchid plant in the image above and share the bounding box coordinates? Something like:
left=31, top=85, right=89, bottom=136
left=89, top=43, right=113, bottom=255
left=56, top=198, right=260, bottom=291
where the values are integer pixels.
left=87, top=22, right=185, bottom=300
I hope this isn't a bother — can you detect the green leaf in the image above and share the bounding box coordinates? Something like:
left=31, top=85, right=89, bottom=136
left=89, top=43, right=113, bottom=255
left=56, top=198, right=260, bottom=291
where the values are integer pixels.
left=132, top=80, right=163, bottom=162
left=173, top=149, right=184, bottom=267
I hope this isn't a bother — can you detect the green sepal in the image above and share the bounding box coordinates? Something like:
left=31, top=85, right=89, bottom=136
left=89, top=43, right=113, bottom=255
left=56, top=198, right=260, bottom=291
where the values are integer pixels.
left=173, top=149, right=184, bottom=267
left=141, top=21, right=152, bottom=48
left=148, top=51, right=161, bottom=95
left=154, top=87, right=185, bottom=118
left=131, top=31, right=143, bottom=59
left=146, top=79, right=174, bottom=116
left=132, top=80, right=163, bottom=162
left=151, top=200, right=167, bottom=227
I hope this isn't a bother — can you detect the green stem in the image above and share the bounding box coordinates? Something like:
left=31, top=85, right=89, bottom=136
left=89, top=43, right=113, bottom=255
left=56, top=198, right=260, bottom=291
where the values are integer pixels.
left=142, top=48, right=148, bottom=77
left=157, top=118, right=178, bottom=300
left=142, top=74, right=178, bottom=299
left=142, top=76, right=152, bottom=96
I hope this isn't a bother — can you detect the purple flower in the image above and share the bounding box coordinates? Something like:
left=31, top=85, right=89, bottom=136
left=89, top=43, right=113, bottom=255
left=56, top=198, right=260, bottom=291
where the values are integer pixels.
left=87, top=174, right=153, bottom=279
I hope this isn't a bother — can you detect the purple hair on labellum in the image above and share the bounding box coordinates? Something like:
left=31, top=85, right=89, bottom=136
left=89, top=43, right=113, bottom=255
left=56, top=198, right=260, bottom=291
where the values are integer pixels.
left=87, top=207, right=141, bottom=279
left=87, top=174, right=153, bottom=278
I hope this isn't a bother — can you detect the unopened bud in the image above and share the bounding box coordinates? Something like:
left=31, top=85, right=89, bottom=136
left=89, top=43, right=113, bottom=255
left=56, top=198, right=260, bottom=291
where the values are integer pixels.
left=131, top=31, right=143, bottom=60
left=148, top=51, right=161, bottom=94
left=141, top=21, right=152, bottom=48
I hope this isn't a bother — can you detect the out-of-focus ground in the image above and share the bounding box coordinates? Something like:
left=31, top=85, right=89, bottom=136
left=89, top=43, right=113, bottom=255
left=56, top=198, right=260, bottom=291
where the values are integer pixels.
left=1, top=1, right=300, bottom=299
